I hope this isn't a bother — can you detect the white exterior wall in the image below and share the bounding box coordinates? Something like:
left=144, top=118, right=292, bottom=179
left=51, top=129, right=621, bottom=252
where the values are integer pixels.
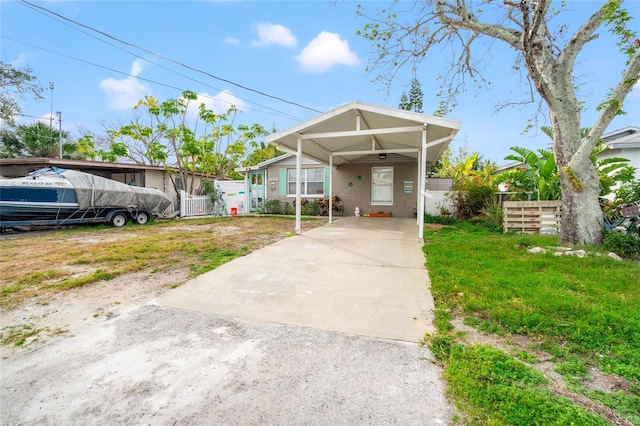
left=599, top=148, right=640, bottom=180
left=218, top=181, right=246, bottom=215
left=145, top=170, right=166, bottom=191
left=424, top=191, right=454, bottom=216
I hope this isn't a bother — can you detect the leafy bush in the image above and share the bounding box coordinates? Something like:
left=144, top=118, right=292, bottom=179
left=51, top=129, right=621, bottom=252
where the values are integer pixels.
left=301, top=199, right=320, bottom=216
left=478, top=197, right=503, bottom=232
left=602, top=231, right=640, bottom=260
left=283, top=202, right=293, bottom=215
left=201, top=181, right=219, bottom=205
left=316, top=196, right=344, bottom=216
left=424, top=213, right=457, bottom=225
left=450, top=183, right=494, bottom=220
left=263, top=199, right=282, bottom=214
left=615, top=179, right=640, bottom=204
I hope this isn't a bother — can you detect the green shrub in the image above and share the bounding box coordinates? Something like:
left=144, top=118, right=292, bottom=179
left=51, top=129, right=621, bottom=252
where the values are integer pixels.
left=615, top=179, right=640, bottom=203
left=283, top=202, right=293, bottom=215
left=263, top=199, right=282, bottom=214
left=424, top=214, right=457, bottom=225
left=478, top=197, right=503, bottom=232
left=301, top=199, right=320, bottom=216
left=602, top=231, right=640, bottom=260
left=451, top=183, right=495, bottom=220
left=316, top=196, right=344, bottom=216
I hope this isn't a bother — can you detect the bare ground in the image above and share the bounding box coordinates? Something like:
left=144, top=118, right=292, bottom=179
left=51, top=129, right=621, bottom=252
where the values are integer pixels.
left=0, top=217, right=324, bottom=360
left=0, top=218, right=454, bottom=425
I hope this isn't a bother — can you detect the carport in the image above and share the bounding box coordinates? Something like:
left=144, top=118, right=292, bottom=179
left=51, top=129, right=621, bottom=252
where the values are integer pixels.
left=266, top=101, right=461, bottom=239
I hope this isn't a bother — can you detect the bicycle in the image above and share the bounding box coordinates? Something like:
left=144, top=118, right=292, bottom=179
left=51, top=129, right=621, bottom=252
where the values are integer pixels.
left=602, top=199, right=639, bottom=236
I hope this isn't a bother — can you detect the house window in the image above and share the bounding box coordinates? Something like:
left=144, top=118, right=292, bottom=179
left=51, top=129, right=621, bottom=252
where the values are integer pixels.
left=372, top=166, right=393, bottom=206
left=287, top=168, right=324, bottom=197
left=175, top=177, right=184, bottom=192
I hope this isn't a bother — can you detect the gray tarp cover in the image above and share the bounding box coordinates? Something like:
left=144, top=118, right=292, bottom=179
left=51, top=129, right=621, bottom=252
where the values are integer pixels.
left=59, top=169, right=172, bottom=213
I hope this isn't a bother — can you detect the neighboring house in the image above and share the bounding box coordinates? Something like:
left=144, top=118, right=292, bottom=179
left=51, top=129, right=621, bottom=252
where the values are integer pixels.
left=496, top=126, right=640, bottom=179
left=600, top=126, right=640, bottom=180
left=239, top=101, right=462, bottom=237
left=0, top=158, right=212, bottom=210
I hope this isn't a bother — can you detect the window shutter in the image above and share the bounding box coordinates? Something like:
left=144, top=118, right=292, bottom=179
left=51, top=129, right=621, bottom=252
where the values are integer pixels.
left=324, top=167, right=330, bottom=195
left=279, top=168, right=287, bottom=196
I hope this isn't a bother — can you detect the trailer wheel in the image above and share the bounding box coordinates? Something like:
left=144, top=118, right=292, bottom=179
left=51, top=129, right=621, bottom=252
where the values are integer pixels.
left=110, top=212, right=127, bottom=227
left=134, top=211, right=149, bottom=225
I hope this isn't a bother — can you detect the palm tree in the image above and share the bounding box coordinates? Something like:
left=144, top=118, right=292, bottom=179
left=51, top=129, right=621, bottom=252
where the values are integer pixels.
left=15, top=121, right=69, bottom=158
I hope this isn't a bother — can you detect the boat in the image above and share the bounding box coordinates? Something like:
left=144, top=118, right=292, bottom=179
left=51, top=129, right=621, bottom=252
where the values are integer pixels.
left=0, top=167, right=173, bottom=228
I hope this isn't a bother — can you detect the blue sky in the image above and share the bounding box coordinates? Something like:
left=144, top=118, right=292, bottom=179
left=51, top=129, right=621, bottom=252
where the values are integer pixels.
left=2, top=0, right=639, bottom=165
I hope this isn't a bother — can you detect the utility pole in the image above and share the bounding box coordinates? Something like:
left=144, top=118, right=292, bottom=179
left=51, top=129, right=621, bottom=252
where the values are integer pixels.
left=49, top=82, right=54, bottom=151
left=56, top=111, right=62, bottom=158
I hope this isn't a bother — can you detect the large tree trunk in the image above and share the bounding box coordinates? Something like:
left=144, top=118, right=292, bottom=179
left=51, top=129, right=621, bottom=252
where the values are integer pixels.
left=557, top=163, right=602, bottom=245
left=551, top=112, right=603, bottom=245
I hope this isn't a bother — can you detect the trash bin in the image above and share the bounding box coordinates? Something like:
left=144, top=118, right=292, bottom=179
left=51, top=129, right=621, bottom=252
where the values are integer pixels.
left=231, top=207, right=237, bottom=216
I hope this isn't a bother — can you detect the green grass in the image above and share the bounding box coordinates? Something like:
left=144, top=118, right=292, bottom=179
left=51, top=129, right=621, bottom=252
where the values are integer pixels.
left=423, top=223, right=640, bottom=425
left=1, top=216, right=326, bottom=310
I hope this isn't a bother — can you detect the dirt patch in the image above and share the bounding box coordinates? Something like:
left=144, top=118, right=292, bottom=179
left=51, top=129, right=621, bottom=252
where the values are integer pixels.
left=1, top=269, right=188, bottom=361
left=0, top=217, right=325, bottom=360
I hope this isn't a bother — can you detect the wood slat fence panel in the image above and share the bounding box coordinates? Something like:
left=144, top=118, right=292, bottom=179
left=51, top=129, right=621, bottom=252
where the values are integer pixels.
left=503, top=200, right=562, bottom=234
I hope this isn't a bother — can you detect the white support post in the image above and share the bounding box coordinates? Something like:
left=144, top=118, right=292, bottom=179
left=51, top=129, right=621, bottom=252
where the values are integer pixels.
left=295, top=137, right=302, bottom=234
left=329, top=154, right=333, bottom=224
left=180, top=189, right=186, bottom=217
left=416, top=149, right=422, bottom=226
left=418, top=126, right=427, bottom=239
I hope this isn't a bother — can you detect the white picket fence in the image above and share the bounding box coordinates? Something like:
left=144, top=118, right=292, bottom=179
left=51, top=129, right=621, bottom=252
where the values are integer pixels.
left=180, top=190, right=212, bottom=217
left=179, top=181, right=246, bottom=218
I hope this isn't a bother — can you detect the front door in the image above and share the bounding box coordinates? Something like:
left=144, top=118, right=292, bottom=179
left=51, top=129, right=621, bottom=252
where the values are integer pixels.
left=249, top=170, right=265, bottom=212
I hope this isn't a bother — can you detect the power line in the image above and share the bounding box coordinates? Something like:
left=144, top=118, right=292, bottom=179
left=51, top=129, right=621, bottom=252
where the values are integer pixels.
left=17, top=0, right=323, bottom=114
left=2, top=36, right=305, bottom=123
left=4, top=5, right=305, bottom=122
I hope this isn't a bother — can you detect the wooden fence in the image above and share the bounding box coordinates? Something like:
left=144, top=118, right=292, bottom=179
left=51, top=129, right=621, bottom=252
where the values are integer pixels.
left=502, top=200, right=562, bottom=234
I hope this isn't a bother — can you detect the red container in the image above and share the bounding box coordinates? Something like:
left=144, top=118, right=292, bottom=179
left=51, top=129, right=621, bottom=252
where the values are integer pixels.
left=231, top=207, right=238, bottom=216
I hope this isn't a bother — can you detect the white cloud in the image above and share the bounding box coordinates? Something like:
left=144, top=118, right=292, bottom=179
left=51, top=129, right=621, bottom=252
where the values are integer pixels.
left=296, top=31, right=360, bottom=73
left=224, top=36, right=240, bottom=46
left=10, top=52, right=29, bottom=67
left=99, top=59, right=150, bottom=110
left=251, top=22, right=297, bottom=48
left=185, top=90, right=246, bottom=121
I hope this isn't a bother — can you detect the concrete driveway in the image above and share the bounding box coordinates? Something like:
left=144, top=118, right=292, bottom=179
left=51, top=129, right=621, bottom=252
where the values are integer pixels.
left=1, top=217, right=453, bottom=425
left=159, top=217, right=436, bottom=342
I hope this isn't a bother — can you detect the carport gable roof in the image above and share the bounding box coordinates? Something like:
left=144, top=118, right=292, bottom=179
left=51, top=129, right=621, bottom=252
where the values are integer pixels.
left=266, top=101, right=461, bottom=166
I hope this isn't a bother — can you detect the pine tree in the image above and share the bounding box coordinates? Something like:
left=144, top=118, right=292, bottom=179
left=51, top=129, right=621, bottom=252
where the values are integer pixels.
left=408, top=78, right=423, bottom=113
left=398, top=92, right=410, bottom=110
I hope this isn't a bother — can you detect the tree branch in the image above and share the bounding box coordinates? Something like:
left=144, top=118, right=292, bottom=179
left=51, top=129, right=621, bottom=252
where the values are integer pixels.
left=437, top=1, right=522, bottom=50
left=556, top=3, right=607, bottom=70
left=577, top=44, right=640, bottom=161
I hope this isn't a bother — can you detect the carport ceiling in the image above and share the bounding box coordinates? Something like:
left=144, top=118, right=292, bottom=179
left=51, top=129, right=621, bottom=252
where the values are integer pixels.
left=266, top=101, right=462, bottom=166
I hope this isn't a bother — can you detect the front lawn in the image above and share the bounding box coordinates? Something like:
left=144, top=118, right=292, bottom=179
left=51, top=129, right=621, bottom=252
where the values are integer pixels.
left=423, top=223, right=640, bottom=425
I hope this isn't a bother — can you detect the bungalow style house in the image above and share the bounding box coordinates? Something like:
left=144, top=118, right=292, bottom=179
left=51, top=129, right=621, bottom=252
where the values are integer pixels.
left=239, top=101, right=462, bottom=238
left=238, top=152, right=455, bottom=216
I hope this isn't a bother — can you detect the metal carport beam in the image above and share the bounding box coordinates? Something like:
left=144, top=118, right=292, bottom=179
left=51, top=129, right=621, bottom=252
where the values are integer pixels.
left=424, top=135, right=454, bottom=149
left=332, top=148, right=418, bottom=157
left=298, top=125, right=425, bottom=139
